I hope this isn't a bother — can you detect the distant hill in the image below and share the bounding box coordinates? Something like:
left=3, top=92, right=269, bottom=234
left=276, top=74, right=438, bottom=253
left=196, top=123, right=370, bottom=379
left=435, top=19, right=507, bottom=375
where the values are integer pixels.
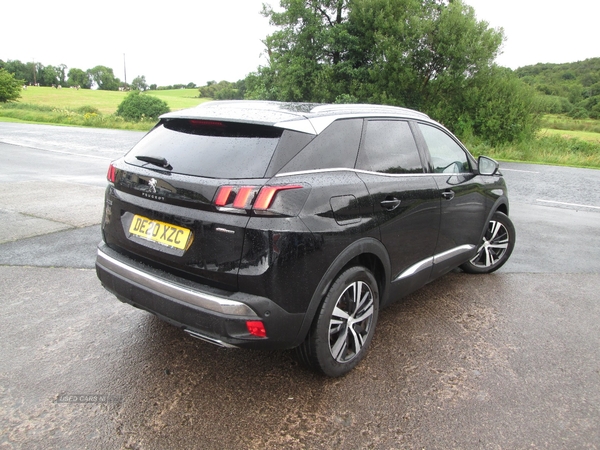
left=514, top=57, right=600, bottom=118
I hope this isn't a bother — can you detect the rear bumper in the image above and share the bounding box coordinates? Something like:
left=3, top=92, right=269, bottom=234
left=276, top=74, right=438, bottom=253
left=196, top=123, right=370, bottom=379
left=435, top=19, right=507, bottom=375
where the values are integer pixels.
left=95, top=242, right=305, bottom=349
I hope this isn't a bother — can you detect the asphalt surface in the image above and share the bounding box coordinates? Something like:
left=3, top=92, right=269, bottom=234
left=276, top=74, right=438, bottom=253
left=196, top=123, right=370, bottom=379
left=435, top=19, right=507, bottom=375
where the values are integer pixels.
left=0, top=122, right=599, bottom=449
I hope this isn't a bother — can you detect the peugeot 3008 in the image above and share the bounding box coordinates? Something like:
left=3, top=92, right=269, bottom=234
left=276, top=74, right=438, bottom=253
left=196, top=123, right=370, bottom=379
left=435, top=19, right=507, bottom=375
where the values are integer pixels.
left=96, top=101, right=515, bottom=376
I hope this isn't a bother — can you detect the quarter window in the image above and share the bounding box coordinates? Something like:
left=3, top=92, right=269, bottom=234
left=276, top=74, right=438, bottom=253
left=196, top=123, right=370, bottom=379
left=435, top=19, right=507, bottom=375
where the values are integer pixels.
left=357, top=120, right=423, bottom=174
left=280, top=119, right=363, bottom=173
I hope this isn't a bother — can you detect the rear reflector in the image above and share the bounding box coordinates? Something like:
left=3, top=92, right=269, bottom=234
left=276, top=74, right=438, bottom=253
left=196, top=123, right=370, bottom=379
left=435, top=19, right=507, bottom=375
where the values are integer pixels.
left=246, top=321, right=267, bottom=338
left=107, top=164, right=116, bottom=183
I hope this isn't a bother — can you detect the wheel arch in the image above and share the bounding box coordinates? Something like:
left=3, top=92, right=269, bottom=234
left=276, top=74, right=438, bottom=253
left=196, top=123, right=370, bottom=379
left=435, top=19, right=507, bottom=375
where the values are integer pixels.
left=291, top=237, right=391, bottom=347
left=479, top=198, right=510, bottom=241
left=494, top=200, right=509, bottom=216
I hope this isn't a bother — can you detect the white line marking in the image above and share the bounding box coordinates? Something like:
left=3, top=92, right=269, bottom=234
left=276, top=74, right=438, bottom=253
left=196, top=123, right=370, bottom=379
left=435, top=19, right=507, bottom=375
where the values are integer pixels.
left=536, top=199, right=600, bottom=210
left=1, top=140, right=114, bottom=161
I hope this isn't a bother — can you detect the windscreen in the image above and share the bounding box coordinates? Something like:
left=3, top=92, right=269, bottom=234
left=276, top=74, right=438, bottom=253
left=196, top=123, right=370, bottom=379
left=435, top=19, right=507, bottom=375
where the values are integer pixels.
left=124, top=119, right=284, bottom=179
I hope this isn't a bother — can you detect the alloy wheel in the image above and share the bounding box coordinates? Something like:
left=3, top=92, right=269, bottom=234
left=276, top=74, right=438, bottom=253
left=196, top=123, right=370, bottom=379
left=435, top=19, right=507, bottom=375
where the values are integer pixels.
left=328, top=280, right=375, bottom=363
left=470, top=219, right=510, bottom=268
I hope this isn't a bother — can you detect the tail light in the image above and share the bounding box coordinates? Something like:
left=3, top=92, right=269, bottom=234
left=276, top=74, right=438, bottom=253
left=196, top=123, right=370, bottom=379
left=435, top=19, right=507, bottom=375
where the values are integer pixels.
left=214, top=184, right=303, bottom=213
left=107, top=163, right=116, bottom=183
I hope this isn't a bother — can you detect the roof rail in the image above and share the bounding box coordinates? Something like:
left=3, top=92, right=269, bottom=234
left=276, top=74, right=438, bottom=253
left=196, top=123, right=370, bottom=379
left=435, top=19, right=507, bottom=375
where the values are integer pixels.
left=310, top=103, right=430, bottom=119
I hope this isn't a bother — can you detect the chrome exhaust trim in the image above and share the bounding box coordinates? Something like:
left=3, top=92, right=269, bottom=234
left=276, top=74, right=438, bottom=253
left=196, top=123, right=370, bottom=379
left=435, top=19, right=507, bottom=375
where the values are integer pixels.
left=184, top=329, right=239, bottom=348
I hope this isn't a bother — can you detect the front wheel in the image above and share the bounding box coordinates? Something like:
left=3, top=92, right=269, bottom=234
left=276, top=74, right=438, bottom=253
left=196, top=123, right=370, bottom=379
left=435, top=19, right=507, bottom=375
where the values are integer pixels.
left=461, top=211, right=515, bottom=274
left=297, top=266, right=379, bottom=377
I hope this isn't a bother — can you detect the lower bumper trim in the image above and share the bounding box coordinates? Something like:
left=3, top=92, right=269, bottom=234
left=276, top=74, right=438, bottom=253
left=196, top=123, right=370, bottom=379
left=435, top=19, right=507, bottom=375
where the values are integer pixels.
left=96, top=247, right=258, bottom=317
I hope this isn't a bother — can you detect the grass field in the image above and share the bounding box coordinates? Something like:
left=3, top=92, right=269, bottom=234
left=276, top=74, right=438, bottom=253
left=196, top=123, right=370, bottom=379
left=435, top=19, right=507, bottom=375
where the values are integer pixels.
left=539, top=128, right=600, bottom=143
left=15, top=86, right=208, bottom=114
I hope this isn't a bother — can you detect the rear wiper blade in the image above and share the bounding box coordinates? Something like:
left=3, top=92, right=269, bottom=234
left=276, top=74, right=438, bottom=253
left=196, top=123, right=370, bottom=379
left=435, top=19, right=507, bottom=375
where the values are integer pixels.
left=136, top=155, right=173, bottom=170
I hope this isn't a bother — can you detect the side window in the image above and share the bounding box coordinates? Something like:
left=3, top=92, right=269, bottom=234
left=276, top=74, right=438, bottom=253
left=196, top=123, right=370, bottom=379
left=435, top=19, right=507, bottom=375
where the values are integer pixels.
left=279, top=119, right=363, bottom=173
left=418, top=123, right=471, bottom=174
left=356, top=120, right=423, bottom=174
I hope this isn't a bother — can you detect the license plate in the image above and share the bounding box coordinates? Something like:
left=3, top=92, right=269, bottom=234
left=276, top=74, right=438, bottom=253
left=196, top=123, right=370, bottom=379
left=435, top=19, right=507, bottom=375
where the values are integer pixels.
left=129, top=215, right=192, bottom=250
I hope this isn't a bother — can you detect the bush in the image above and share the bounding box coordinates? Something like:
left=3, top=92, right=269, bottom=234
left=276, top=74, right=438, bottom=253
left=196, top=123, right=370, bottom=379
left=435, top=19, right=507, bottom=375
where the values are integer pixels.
left=536, top=95, right=573, bottom=114
left=116, top=91, right=170, bottom=121
left=0, top=68, right=23, bottom=102
left=76, top=105, right=100, bottom=115
left=568, top=107, right=589, bottom=119
left=433, top=67, right=540, bottom=146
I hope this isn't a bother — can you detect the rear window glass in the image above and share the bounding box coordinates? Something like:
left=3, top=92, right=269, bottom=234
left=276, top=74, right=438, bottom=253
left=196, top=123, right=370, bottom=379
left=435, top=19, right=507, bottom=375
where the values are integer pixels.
left=124, top=119, right=284, bottom=179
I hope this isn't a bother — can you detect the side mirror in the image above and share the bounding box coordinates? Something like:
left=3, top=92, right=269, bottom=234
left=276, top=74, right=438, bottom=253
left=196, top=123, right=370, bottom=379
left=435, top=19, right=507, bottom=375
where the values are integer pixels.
left=477, top=156, right=499, bottom=176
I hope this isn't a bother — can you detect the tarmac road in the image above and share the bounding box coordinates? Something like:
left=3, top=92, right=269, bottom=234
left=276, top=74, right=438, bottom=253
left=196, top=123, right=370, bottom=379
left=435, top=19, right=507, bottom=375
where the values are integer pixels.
left=0, top=122, right=599, bottom=449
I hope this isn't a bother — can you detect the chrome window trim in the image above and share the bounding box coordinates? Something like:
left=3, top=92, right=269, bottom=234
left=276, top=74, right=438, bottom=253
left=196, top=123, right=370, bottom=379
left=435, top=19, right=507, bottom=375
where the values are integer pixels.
left=276, top=167, right=430, bottom=178
left=276, top=167, right=475, bottom=178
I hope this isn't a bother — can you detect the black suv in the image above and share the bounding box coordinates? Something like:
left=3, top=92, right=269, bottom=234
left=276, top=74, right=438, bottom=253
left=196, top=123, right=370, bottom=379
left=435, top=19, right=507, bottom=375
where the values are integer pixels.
left=96, top=101, right=515, bottom=376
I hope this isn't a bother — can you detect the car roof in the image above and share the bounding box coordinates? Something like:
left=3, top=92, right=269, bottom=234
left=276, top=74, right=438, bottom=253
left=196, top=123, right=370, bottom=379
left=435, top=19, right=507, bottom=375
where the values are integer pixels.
left=160, top=100, right=432, bottom=135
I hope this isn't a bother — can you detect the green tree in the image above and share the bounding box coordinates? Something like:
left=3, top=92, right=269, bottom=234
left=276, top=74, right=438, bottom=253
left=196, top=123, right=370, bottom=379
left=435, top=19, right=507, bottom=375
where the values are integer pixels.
left=116, top=91, right=170, bottom=121
left=0, top=68, right=24, bottom=102
left=39, top=65, right=59, bottom=86
left=248, top=0, right=350, bottom=102
left=248, top=0, right=536, bottom=144
left=57, top=64, right=68, bottom=86
left=446, top=66, right=540, bottom=145
left=67, top=68, right=92, bottom=88
left=2, top=60, right=36, bottom=85
left=131, top=75, right=148, bottom=91
left=87, top=65, right=120, bottom=90
left=198, top=80, right=244, bottom=99
left=515, top=58, right=600, bottom=117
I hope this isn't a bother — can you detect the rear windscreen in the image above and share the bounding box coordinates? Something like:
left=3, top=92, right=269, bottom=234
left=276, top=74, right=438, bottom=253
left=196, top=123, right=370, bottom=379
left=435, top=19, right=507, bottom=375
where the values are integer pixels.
left=124, top=119, right=284, bottom=179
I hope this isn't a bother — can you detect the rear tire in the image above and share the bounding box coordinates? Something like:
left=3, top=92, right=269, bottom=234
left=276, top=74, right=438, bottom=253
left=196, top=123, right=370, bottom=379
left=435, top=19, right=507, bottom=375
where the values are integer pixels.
left=297, top=266, right=379, bottom=377
left=461, top=212, right=515, bottom=274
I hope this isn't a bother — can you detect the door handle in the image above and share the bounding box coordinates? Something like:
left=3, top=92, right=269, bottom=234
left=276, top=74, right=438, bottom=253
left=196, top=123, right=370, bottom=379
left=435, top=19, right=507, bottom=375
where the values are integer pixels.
left=380, top=197, right=401, bottom=211
left=441, top=190, right=455, bottom=200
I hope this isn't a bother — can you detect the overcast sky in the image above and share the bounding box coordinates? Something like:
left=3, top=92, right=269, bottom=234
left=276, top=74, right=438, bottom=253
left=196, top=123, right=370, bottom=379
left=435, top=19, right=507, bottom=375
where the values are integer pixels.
left=1, top=0, right=598, bottom=87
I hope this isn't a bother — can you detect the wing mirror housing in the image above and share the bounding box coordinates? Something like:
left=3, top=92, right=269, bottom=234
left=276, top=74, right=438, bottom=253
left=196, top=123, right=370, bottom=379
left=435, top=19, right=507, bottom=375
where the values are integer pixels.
left=477, top=156, right=499, bottom=176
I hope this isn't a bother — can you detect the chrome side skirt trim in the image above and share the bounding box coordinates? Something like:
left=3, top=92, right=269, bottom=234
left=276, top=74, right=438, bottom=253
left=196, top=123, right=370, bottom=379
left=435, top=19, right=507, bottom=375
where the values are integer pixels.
left=433, top=244, right=476, bottom=265
left=394, top=244, right=476, bottom=282
left=97, top=249, right=258, bottom=317
left=396, top=257, right=434, bottom=281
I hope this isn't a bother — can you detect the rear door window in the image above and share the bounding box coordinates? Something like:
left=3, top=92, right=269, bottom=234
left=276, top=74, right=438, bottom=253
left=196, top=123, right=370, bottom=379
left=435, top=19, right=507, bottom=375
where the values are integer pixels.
left=356, top=120, right=424, bottom=174
left=125, top=119, right=284, bottom=179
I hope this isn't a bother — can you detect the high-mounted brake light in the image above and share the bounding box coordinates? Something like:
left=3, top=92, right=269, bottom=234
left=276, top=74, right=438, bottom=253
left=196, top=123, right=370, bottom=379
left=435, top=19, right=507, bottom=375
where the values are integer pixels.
left=189, top=119, right=225, bottom=127
left=107, top=163, right=116, bottom=183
